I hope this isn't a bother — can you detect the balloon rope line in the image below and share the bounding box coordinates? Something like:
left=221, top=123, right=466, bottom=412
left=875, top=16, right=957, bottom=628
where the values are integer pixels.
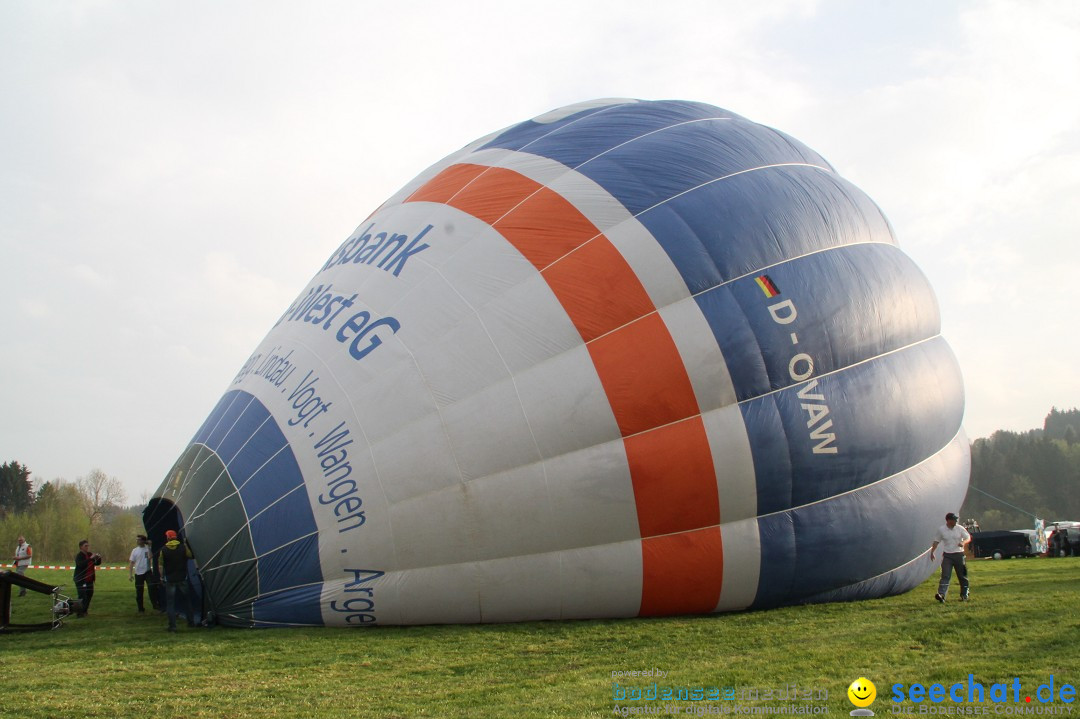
left=967, top=484, right=1038, bottom=518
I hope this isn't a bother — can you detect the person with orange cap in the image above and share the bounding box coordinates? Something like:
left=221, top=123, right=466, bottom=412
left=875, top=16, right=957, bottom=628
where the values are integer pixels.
left=159, top=529, right=194, bottom=632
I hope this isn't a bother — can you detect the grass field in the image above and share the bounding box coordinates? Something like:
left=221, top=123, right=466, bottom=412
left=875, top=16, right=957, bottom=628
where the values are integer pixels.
left=2, top=558, right=1079, bottom=719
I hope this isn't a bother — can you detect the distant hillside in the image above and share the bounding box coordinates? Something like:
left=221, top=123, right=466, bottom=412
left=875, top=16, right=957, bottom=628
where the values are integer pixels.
left=965, top=407, right=1080, bottom=530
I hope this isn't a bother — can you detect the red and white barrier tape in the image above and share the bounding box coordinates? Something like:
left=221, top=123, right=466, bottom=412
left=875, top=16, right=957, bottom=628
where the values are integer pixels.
left=4, top=564, right=127, bottom=570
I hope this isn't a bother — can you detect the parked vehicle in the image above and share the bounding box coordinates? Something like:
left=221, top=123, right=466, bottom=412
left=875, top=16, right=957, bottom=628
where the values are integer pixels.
left=971, top=530, right=1038, bottom=560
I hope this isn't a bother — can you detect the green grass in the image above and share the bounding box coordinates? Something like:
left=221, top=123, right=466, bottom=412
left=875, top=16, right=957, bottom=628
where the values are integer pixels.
left=3, top=558, right=1079, bottom=718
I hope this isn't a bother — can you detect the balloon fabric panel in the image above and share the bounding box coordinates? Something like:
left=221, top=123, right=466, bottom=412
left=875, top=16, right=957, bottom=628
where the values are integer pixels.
left=148, top=99, right=967, bottom=626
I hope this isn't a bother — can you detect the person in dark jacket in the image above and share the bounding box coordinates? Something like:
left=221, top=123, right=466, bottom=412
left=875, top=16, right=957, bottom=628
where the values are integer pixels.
left=73, top=539, right=102, bottom=616
left=159, top=529, right=195, bottom=632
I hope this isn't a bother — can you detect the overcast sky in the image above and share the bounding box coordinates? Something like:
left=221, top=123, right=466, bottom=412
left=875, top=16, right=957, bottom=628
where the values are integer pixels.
left=2, top=0, right=1077, bottom=503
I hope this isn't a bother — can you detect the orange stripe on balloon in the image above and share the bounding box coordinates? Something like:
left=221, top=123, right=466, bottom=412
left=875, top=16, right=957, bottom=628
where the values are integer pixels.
left=407, top=163, right=723, bottom=614
left=409, top=164, right=591, bottom=272
left=406, top=163, right=490, bottom=206
left=587, top=313, right=703, bottom=436
left=624, top=416, right=720, bottom=537
left=640, top=527, right=724, bottom=616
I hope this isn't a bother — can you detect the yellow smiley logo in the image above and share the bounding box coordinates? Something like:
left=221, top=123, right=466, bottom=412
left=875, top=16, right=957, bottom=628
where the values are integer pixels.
left=848, top=677, right=877, bottom=708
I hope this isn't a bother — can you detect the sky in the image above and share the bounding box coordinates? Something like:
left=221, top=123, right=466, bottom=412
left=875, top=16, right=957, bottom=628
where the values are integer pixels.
left=2, top=0, right=1078, bottom=503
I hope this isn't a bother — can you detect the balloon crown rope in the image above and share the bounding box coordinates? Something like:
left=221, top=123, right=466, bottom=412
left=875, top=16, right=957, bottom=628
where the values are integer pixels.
left=968, top=485, right=1039, bottom=519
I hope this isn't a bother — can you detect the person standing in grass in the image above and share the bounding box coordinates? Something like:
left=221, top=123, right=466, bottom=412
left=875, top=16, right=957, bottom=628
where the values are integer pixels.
left=159, top=529, right=195, bottom=632
left=12, top=535, right=32, bottom=597
left=73, top=539, right=102, bottom=616
left=128, top=534, right=159, bottom=613
left=930, top=511, right=971, bottom=602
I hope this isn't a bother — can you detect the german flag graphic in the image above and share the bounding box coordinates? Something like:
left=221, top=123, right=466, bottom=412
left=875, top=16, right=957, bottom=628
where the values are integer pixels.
left=755, top=274, right=780, bottom=298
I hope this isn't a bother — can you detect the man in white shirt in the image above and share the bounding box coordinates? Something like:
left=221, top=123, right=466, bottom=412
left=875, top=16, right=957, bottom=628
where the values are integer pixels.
left=13, top=535, right=32, bottom=597
left=128, top=534, right=159, bottom=613
left=930, top=512, right=971, bottom=602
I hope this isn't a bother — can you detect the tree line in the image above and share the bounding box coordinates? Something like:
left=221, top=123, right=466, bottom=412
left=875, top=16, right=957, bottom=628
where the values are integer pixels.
left=3, top=407, right=1078, bottom=561
left=1, top=463, right=139, bottom=565
left=966, top=407, right=1080, bottom=530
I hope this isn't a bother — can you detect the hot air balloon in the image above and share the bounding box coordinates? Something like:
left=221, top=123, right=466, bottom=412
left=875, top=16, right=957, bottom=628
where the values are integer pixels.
left=144, top=98, right=967, bottom=627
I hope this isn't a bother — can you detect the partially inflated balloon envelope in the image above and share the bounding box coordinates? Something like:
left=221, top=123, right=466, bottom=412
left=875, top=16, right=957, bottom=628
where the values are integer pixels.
left=145, top=98, right=968, bottom=627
